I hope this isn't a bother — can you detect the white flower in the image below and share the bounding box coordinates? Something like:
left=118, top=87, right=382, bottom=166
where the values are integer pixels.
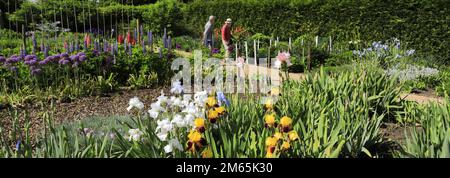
left=274, top=60, right=282, bottom=69
left=148, top=108, right=160, bottom=119
left=182, top=102, right=197, bottom=114
left=157, top=91, right=168, bottom=104
left=156, top=119, right=173, bottom=141
left=170, top=81, right=184, bottom=94
left=148, top=101, right=164, bottom=119
left=163, top=138, right=183, bottom=153
left=194, top=91, right=208, bottom=106
left=171, top=114, right=187, bottom=127
left=127, top=97, right=144, bottom=111
left=182, top=94, right=192, bottom=106
left=184, top=114, right=195, bottom=127
left=170, top=96, right=183, bottom=107
left=156, top=132, right=169, bottom=141
left=128, top=128, right=144, bottom=142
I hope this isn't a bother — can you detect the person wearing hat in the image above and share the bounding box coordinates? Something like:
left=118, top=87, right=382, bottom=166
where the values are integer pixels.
left=203, top=16, right=215, bottom=49
left=221, top=18, right=233, bottom=58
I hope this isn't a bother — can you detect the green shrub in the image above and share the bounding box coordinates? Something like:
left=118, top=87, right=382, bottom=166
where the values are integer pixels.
left=396, top=98, right=450, bottom=158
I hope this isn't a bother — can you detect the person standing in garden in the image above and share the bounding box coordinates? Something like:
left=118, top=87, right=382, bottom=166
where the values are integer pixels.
left=221, top=18, right=233, bottom=58
left=203, top=15, right=215, bottom=49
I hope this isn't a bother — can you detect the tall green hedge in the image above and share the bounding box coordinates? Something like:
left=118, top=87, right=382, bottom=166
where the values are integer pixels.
left=183, top=0, right=449, bottom=62
left=3, top=0, right=449, bottom=62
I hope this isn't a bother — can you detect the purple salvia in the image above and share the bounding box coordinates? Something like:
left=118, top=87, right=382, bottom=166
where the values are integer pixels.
left=159, top=47, right=162, bottom=59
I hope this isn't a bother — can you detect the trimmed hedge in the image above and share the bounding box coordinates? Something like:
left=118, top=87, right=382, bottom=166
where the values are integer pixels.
left=183, top=0, right=449, bottom=63
left=4, top=0, right=449, bottom=62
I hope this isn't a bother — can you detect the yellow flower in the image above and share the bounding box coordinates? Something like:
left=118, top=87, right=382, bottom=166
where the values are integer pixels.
left=187, top=130, right=206, bottom=152
left=215, top=106, right=226, bottom=115
left=206, top=97, right=217, bottom=108
left=265, top=136, right=278, bottom=147
left=264, top=114, right=276, bottom=128
left=188, top=130, right=202, bottom=143
left=202, top=147, right=213, bottom=158
left=270, top=87, right=281, bottom=96
left=207, top=109, right=219, bottom=123
left=264, top=98, right=274, bottom=110
left=265, top=151, right=274, bottom=158
left=288, top=130, right=299, bottom=141
left=281, top=141, right=290, bottom=150
left=274, top=132, right=283, bottom=140
left=279, top=116, right=293, bottom=132
left=194, top=118, right=206, bottom=133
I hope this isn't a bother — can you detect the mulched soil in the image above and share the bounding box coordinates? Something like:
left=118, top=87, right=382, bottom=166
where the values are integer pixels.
left=0, top=86, right=169, bottom=144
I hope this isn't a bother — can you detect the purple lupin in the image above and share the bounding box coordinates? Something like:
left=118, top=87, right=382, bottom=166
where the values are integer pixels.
left=148, top=31, right=153, bottom=52
left=128, top=43, right=132, bottom=56
left=95, top=41, right=100, bottom=51
left=163, top=28, right=167, bottom=48
left=104, top=41, right=109, bottom=52
left=167, top=36, right=172, bottom=51
left=142, top=40, right=146, bottom=54
left=44, top=45, right=49, bottom=58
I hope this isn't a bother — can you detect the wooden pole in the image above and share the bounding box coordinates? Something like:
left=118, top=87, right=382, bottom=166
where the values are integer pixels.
left=307, top=45, right=311, bottom=72
left=245, top=41, right=248, bottom=64
left=315, top=36, right=318, bottom=48
left=235, top=43, right=238, bottom=60
left=301, top=39, right=304, bottom=60
left=329, top=36, right=332, bottom=53
left=288, top=37, right=292, bottom=52
left=22, top=25, right=27, bottom=53
left=253, top=40, right=257, bottom=65
left=257, top=39, right=260, bottom=50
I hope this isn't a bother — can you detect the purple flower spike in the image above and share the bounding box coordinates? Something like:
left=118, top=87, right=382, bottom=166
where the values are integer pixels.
left=148, top=31, right=153, bottom=46
left=44, top=46, right=49, bottom=58
left=92, top=50, right=100, bottom=56
left=0, top=56, right=5, bottom=63
left=69, top=55, right=79, bottom=62
left=79, top=55, right=87, bottom=62
left=39, top=59, right=49, bottom=65
left=61, top=53, right=69, bottom=59
left=59, top=59, right=70, bottom=65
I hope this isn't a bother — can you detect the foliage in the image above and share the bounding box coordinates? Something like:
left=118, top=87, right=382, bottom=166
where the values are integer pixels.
left=396, top=98, right=450, bottom=158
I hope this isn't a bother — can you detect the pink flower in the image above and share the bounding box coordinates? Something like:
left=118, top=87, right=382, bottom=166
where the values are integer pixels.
left=276, top=52, right=290, bottom=62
